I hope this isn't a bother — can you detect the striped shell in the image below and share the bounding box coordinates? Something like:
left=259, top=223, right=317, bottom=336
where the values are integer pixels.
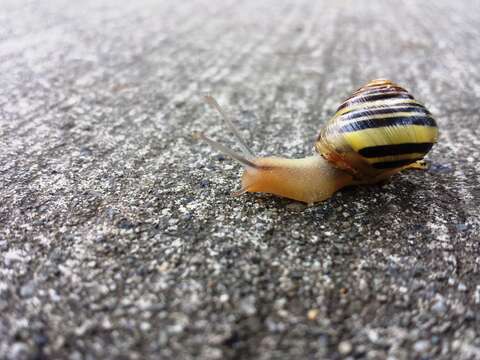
left=315, top=79, right=439, bottom=180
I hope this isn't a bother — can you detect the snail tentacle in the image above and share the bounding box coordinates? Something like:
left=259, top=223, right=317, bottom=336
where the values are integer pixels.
left=204, top=95, right=256, bottom=159
left=194, top=132, right=258, bottom=169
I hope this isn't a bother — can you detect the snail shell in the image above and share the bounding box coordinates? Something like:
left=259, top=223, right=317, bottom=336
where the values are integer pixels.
left=316, top=79, right=439, bottom=181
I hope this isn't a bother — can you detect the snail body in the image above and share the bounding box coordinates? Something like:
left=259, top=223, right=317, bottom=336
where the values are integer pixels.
left=198, top=80, right=438, bottom=203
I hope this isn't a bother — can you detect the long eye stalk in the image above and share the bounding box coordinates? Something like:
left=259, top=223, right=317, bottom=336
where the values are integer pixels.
left=203, top=95, right=256, bottom=159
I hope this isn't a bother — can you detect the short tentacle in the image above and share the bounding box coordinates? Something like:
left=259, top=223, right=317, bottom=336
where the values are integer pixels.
left=193, top=131, right=258, bottom=169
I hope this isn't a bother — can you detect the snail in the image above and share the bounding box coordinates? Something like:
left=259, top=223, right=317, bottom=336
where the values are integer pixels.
left=196, top=79, right=439, bottom=203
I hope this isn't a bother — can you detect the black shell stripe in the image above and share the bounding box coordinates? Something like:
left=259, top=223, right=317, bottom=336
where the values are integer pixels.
left=337, top=92, right=414, bottom=111
left=338, top=99, right=422, bottom=117
left=339, top=106, right=432, bottom=121
left=353, top=82, right=407, bottom=95
left=371, top=158, right=425, bottom=169
left=338, top=116, right=437, bottom=133
left=349, top=87, right=409, bottom=97
left=358, top=143, right=434, bottom=158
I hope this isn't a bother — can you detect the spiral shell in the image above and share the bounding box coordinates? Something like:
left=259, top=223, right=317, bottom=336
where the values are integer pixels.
left=316, top=79, right=439, bottom=180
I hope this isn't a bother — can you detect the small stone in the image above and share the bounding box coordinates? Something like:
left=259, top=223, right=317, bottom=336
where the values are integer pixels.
left=158, top=262, right=169, bottom=272
left=458, top=283, right=467, bottom=292
left=239, top=295, right=256, bottom=316
left=140, top=322, right=152, bottom=331
left=377, top=294, right=388, bottom=303
left=431, top=297, right=447, bottom=314
left=432, top=321, right=451, bottom=334
left=307, top=309, right=319, bottom=320
left=20, top=282, right=35, bottom=298
left=8, top=342, right=30, bottom=359
left=452, top=339, right=461, bottom=350
left=4, top=250, right=24, bottom=266
left=413, top=340, right=430, bottom=353
left=367, top=330, right=379, bottom=343
left=75, top=320, right=94, bottom=336
left=474, top=285, right=480, bottom=304
left=286, top=202, right=306, bottom=212
left=203, top=347, right=223, bottom=359
left=309, top=235, right=319, bottom=244
left=338, top=341, right=353, bottom=355
left=291, top=230, right=300, bottom=239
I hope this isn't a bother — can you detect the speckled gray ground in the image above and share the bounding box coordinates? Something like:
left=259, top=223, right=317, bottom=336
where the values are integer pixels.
left=1, top=0, right=479, bottom=359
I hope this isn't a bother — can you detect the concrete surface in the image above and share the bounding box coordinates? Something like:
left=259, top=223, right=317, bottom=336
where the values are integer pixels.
left=1, top=0, right=479, bottom=359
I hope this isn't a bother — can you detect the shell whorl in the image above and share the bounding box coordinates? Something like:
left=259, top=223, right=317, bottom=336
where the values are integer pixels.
left=316, top=79, right=439, bottom=179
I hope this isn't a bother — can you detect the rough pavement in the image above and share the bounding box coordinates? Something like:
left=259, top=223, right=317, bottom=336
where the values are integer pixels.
left=1, top=0, right=479, bottom=359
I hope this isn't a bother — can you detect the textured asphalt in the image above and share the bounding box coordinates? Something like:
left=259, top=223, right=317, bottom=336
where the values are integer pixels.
left=1, top=1, right=479, bottom=359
